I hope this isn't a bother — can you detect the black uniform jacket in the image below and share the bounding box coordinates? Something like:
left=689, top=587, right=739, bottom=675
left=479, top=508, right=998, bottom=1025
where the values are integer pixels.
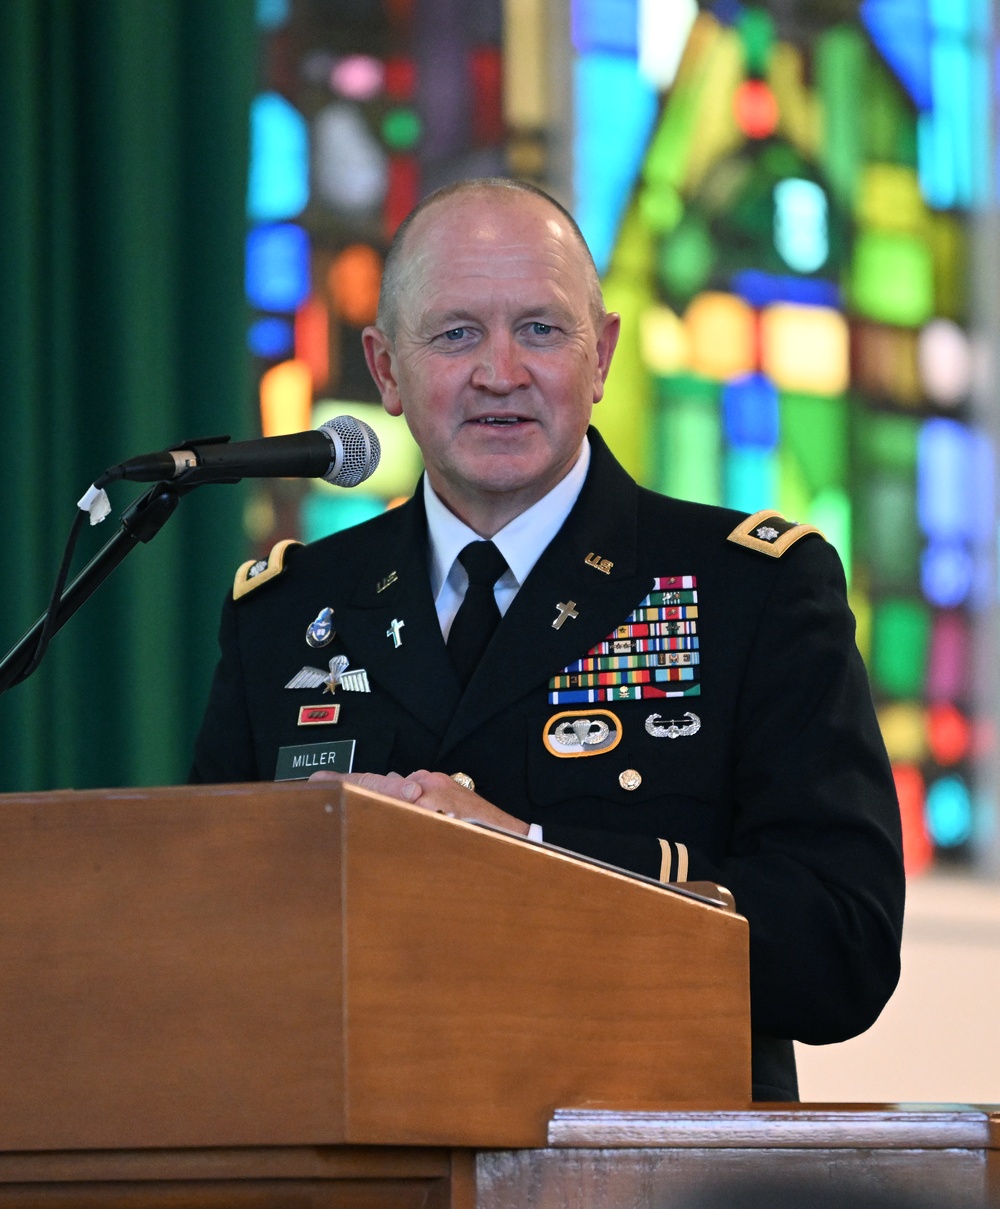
left=191, top=429, right=905, bottom=1100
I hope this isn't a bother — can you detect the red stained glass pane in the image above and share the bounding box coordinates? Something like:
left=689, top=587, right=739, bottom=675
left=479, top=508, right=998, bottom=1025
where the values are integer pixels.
left=470, top=46, right=504, bottom=146
left=385, top=56, right=416, bottom=100
left=893, top=763, right=933, bottom=877
left=734, top=79, right=779, bottom=139
left=928, top=702, right=972, bottom=766
left=385, top=155, right=420, bottom=237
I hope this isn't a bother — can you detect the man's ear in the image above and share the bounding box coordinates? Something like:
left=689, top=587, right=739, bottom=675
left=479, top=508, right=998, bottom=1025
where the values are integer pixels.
left=592, top=311, right=622, bottom=404
left=362, top=326, right=404, bottom=416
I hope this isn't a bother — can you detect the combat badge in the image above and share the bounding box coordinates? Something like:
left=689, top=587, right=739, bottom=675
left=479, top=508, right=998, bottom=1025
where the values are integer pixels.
left=306, top=607, right=335, bottom=649
left=727, top=510, right=824, bottom=558
left=543, top=709, right=622, bottom=758
left=286, top=654, right=371, bottom=694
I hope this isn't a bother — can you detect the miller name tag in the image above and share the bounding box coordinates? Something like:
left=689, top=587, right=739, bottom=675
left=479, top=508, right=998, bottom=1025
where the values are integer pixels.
left=274, top=739, right=356, bottom=781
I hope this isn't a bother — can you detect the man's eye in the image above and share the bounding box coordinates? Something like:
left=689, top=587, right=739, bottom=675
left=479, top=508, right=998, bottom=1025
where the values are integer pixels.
left=531, top=322, right=553, bottom=335
left=443, top=327, right=468, bottom=341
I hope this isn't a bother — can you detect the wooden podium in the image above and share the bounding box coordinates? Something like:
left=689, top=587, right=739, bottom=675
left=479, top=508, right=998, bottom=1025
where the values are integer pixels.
left=0, top=780, right=749, bottom=1152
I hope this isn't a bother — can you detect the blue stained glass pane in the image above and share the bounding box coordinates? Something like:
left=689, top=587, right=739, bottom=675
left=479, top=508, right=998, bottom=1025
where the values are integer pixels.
left=571, top=0, right=638, bottom=54
left=574, top=54, right=657, bottom=274
left=860, top=0, right=933, bottom=111
left=248, top=93, right=309, bottom=221
left=248, top=317, right=294, bottom=359
left=917, top=418, right=975, bottom=541
left=926, top=774, right=973, bottom=846
left=303, top=493, right=384, bottom=541
left=731, top=270, right=840, bottom=309
left=245, top=224, right=311, bottom=312
left=929, top=0, right=970, bottom=35
left=921, top=540, right=974, bottom=606
left=256, top=0, right=289, bottom=29
left=773, top=180, right=829, bottom=273
left=725, top=448, right=777, bottom=513
left=722, top=374, right=780, bottom=450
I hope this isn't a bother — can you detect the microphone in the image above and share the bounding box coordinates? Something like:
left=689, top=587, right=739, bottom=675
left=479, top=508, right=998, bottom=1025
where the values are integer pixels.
left=100, top=416, right=382, bottom=488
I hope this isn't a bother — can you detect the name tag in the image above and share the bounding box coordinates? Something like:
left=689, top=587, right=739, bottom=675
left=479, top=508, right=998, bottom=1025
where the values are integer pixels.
left=274, top=739, right=356, bottom=781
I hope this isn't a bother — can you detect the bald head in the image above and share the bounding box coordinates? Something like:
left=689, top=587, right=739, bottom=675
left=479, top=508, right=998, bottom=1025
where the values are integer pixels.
left=375, top=178, right=606, bottom=342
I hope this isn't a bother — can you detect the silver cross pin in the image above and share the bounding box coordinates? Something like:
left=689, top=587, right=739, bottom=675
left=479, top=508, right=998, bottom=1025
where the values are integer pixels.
left=387, top=618, right=405, bottom=648
left=552, top=600, right=579, bottom=629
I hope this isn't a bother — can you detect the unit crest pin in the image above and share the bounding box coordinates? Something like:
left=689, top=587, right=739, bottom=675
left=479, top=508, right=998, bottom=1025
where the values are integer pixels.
left=305, top=607, right=335, bottom=649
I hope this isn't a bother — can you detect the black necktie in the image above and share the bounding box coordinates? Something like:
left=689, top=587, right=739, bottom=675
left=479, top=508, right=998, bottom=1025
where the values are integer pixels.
left=447, top=541, right=508, bottom=689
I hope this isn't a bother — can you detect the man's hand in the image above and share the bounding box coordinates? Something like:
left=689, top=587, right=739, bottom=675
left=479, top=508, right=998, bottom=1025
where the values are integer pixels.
left=308, top=768, right=530, bottom=835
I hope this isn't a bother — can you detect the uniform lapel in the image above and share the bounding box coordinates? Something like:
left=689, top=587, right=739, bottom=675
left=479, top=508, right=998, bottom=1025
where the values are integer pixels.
left=336, top=491, right=461, bottom=738
left=437, top=431, right=651, bottom=758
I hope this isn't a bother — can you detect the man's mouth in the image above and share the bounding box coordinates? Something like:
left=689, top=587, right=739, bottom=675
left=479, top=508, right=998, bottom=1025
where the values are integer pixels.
left=474, top=416, right=527, bottom=425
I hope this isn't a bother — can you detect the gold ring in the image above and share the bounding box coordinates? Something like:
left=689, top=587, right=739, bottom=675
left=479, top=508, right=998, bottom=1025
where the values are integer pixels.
left=451, top=772, right=475, bottom=791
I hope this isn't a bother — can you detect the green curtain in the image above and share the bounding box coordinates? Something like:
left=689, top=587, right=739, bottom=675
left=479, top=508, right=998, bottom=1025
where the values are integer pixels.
left=0, top=1, right=256, bottom=792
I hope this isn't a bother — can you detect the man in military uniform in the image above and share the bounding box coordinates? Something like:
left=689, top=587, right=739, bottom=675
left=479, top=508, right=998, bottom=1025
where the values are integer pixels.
left=191, top=179, right=905, bottom=1100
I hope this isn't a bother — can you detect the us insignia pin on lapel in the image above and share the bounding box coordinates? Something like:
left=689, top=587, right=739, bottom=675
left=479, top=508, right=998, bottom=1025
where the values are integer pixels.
left=298, top=704, right=341, bottom=726
left=376, top=571, right=398, bottom=593
left=584, top=552, right=613, bottom=574
left=306, top=607, right=335, bottom=649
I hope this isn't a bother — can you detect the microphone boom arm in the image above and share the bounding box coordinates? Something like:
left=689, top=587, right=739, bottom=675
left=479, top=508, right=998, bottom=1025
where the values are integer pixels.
left=0, top=480, right=194, bottom=695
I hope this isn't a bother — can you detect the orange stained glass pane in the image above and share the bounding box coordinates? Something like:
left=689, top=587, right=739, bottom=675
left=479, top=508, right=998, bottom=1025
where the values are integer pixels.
left=760, top=303, right=849, bottom=395
left=327, top=244, right=383, bottom=327
left=294, top=296, right=330, bottom=390
left=851, top=322, right=921, bottom=405
left=260, top=358, right=312, bottom=437
left=893, top=762, right=933, bottom=877
left=684, top=291, right=756, bottom=381
left=928, top=702, right=972, bottom=766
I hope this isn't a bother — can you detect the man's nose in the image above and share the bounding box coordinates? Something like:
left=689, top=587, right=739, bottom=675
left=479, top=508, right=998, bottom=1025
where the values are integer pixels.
left=470, top=333, right=531, bottom=392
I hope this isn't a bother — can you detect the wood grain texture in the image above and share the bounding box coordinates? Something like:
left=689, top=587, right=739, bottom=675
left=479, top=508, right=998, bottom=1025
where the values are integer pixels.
left=0, top=783, right=346, bottom=1150
left=339, top=784, right=750, bottom=1146
left=0, top=781, right=749, bottom=1154
left=547, top=1104, right=1000, bottom=1149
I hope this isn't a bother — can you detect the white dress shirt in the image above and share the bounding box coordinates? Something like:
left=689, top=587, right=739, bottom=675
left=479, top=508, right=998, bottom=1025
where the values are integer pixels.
left=424, top=437, right=591, bottom=639
left=422, top=437, right=592, bottom=842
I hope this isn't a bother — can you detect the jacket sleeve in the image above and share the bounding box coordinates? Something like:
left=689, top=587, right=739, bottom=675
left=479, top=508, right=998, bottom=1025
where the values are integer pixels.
left=544, top=538, right=905, bottom=1045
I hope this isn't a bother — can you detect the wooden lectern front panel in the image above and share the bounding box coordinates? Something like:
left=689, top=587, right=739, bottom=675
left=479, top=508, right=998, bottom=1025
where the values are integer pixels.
left=0, top=783, right=347, bottom=1151
left=339, top=786, right=750, bottom=1147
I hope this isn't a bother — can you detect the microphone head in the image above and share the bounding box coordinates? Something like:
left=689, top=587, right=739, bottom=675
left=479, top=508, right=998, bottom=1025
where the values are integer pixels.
left=320, top=416, right=381, bottom=487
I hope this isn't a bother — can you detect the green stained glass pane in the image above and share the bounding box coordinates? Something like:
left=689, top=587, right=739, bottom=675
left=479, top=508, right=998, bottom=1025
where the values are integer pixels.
left=851, top=231, right=935, bottom=327
left=737, top=7, right=775, bottom=76
left=639, top=184, right=684, bottom=235
left=777, top=446, right=813, bottom=528
left=816, top=25, right=868, bottom=207
left=863, top=57, right=918, bottom=166
left=652, top=375, right=721, bottom=506
left=859, top=410, right=919, bottom=472
left=808, top=487, right=851, bottom=585
left=780, top=393, right=847, bottom=494
left=657, top=213, right=715, bottom=305
left=872, top=597, right=931, bottom=696
left=381, top=107, right=422, bottom=149
left=858, top=475, right=920, bottom=587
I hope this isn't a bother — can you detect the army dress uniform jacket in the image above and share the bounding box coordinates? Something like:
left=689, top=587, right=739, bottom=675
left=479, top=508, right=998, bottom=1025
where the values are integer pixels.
left=191, top=428, right=905, bottom=1101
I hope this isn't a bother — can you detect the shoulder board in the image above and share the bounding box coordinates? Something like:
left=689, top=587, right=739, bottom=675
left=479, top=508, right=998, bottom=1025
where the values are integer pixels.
left=233, top=538, right=303, bottom=600
left=727, top=510, right=824, bottom=558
